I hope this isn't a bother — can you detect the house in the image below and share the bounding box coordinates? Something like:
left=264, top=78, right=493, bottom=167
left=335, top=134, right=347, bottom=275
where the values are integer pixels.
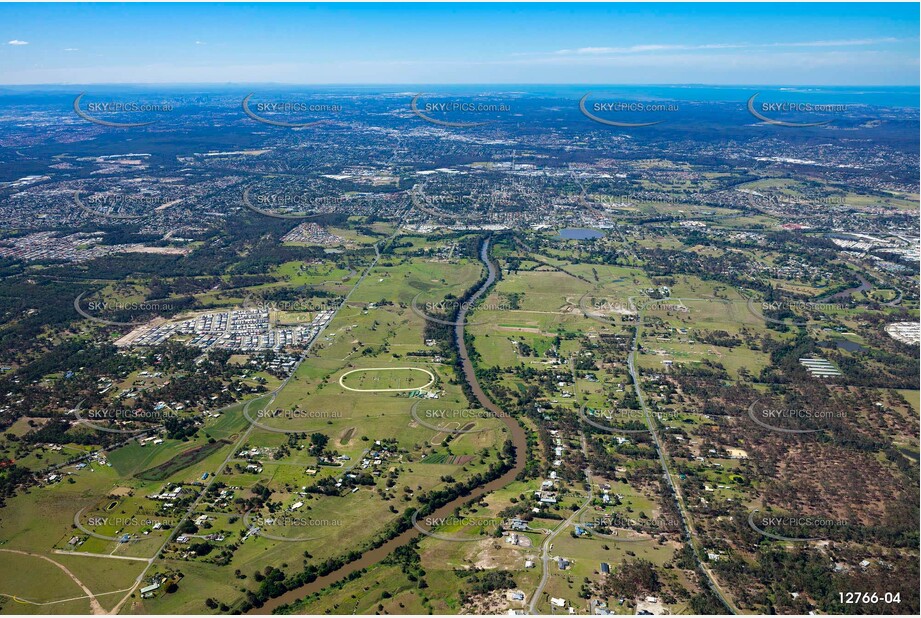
left=140, top=581, right=161, bottom=598
left=600, top=562, right=610, bottom=574
left=155, top=485, right=183, bottom=500
left=551, top=598, right=566, bottom=608
left=592, top=600, right=613, bottom=615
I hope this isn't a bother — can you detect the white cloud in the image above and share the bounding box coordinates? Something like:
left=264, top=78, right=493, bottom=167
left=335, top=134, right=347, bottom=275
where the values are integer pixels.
left=546, top=37, right=904, bottom=57
left=7, top=40, right=29, bottom=46
left=552, top=44, right=745, bottom=55
left=63, top=48, right=79, bottom=52
left=768, top=37, right=900, bottom=48
left=195, top=40, right=206, bottom=45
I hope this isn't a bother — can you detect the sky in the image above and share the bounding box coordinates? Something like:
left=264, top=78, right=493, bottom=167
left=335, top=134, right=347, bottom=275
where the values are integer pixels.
left=0, top=2, right=918, bottom=85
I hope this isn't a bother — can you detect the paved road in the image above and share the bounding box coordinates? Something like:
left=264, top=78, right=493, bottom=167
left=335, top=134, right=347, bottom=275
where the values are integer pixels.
left=109, top=208, right=412, bottom=615
left=252, top=234, right=529, bottom=614
left=527, top=355, right=594, bottom=614
left=504, top=244, right=737, bottom=614
left=625, top=296, right=739, bottom=614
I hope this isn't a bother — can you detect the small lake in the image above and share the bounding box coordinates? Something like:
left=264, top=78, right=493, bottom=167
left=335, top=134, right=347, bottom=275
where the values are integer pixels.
left=820, top=339, right=866, bottom=353
left=558, top=228, right=604, bottom=240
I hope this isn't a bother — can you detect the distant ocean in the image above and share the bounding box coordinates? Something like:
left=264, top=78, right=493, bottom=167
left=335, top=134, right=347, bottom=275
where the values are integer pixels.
left=486, top=85, right=921, bottom=109
left=1, top=84, right=918, bottom=109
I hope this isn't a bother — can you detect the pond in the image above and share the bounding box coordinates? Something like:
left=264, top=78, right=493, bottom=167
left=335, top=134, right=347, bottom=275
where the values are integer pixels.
left=558, top=228, right=604, bottom=240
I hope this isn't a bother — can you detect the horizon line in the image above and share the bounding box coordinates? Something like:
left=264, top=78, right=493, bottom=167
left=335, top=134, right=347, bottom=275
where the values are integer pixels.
left=1, top=82, right=918, bottom=88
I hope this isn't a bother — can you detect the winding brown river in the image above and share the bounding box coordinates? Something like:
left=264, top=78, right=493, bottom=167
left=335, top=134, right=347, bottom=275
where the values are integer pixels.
left=252, top=237, right=527, bottom=614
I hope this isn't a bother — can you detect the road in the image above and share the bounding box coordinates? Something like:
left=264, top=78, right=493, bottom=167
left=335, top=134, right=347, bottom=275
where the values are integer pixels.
left=108, top=207, right=412, bottom=615
left=528, top=437, right=594, bottom=614
left=500, top=239, right=736, bottom=614
left=0, top=548, right=106, bottom=614
left=625, top=296, right=739, bottom=614
left=527, top=354, right=595, bottom=614
left=251, top=234, right=529, bottom=614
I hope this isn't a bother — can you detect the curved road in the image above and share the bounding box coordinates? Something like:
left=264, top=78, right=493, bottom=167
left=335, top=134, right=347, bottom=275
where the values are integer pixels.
left=253, top=236, right=528, bottom=614
left=112, top=208, right=412, bottom=615
left=528, top=429, right=593, bottom=614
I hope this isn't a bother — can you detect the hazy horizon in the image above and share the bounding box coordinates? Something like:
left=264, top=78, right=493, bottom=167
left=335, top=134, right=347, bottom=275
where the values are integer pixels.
left=2, top=2, right=918, bottom=85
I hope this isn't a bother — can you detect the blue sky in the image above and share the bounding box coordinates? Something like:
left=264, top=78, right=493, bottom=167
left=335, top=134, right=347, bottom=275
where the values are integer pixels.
left=0, top=2, right=918, bottom=85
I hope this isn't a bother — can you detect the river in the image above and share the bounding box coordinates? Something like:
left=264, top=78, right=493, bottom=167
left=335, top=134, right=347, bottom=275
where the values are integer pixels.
left=253, top=236, right=527, bottom=614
